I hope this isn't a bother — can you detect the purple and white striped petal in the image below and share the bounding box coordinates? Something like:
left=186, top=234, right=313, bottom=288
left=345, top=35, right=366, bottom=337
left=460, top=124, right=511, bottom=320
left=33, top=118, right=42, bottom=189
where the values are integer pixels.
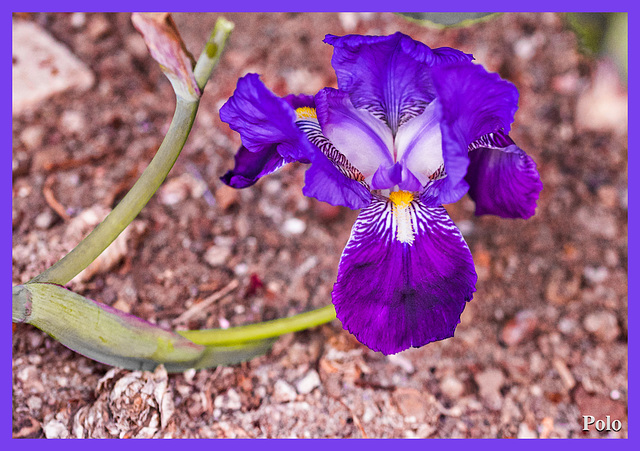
left=466, top=131, right=543, bottom=218
left=293, top=105, right=372, bottom=209
left=302, top=147, right=372, bottom=210
left=332, top=193, right=477, bottom=355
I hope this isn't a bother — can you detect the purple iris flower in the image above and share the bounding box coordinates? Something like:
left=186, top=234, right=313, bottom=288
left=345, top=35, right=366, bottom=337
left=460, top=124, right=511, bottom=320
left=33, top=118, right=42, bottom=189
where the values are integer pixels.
left=219, top=32, right=542, bottom=355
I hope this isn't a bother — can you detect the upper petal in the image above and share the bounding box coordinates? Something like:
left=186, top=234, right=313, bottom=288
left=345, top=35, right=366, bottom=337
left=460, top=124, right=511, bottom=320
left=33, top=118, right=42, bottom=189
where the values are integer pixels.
left=324, top=32, right=473, bottom=134
left=431, top=62, right=520, bottom=205
left=315, top=88, right=394, bottom=182
left=466, top=131, right=543, bottom=218
left=219, top=73, right=313, bottom=161
left=394, top=99, right=445, bottom=187
left=332, top=195, right=477, bottom=355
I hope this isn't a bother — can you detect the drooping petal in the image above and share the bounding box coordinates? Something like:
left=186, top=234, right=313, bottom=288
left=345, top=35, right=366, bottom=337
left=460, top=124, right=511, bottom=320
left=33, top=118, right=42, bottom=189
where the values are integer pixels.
left=324, top=32, right=473, bottom=134
left=432, top=62, right=520, bottom=204
left=466, top=131, right=543, bottom=218
left=332, top=195, right=477, bottom=355
left=302, top=146, right=372, bottom=210
left=220, top=144, right=286, bottom=189
left=219, top=73, right=313, bottom=162
left=420, top=176, right=469, bottom=209
left=315, top=88, right=394, bottom=183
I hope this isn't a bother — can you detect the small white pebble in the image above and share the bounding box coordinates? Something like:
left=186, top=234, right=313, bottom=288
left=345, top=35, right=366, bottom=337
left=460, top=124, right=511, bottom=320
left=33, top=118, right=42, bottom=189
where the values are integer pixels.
left=517, top=422, right=538, bottom=439
left=34, top=210, right=54, bottom=229
left=273, top=380, right=297, bottom=403
left=530, top=385, right=543, bottom=397
left=204, top=245, right=231, bottom=267
left=456, top=219, right=474, bottom=236
left=27, top=396, right=42, bottom=411
left=43, top=420, right=70, bottom=439
left=558, top=317, right=576, bottom=334
left=214, top=388, right=242, bottom=410
left=263, top=179, right=281, bottom=195
left=296, top=370, right=320, bottom=395
left=183, top=368, right=196, bottom=384
left=70, top=12, right=86, bottom=28
left=61, top=110, right=85, bottom=134
left=583, top=266, right=609, bottom=284
left=18, top=186, right=31, bottom=198
left=218, top=317, right=230, bottom=329
left=362, top=406, right=376, bottom=423
left=387, top=353, right=415, bottom=374
left=282, top=217, right=306, bottom=235
left=234, top=262, right=249, bottom=276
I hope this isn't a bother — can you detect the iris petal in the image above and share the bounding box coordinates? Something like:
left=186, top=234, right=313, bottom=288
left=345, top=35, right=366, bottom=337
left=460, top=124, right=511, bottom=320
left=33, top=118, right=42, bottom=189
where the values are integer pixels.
left=220, top=144, right=287, bottom=188
left=302, top=147, right=372, bottom=209
left=394, top=99, right=445, bottom=187
left=315, top=88, right=394, bottom=182
left=332, top=196, right=477, bottom=355
left=432, top=62, right=520, bottom=205
left=324, top=32, right=473, bottom=134
left=219, top=73, right=314, bottom=162
left=466, top=131, right=543, bottom=218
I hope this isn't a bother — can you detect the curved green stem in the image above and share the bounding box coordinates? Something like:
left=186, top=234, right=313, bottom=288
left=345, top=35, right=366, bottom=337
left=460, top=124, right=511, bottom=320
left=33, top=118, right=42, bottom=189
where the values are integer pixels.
left=28, top=17, right=234, bottom=286
left=29, top=98, right=198, bottom=285
left=178, top=304, right=337, bottom=346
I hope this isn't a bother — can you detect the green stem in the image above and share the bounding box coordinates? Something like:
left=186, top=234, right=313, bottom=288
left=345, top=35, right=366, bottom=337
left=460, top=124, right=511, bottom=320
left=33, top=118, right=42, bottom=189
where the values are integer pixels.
left=178, top=304, right=337, bottom=346
left=28, top=17, right=235, bottom=286
left=29, top=98, right=198, bottom=286
left=193, top=17, right=234, bottom=91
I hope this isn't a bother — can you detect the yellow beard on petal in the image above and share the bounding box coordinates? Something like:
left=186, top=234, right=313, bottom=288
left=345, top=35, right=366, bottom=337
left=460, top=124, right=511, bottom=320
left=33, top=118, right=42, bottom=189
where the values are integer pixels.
left=389, top=190, right=416, bottom=245
left=295, top=107, right=317, bottom=120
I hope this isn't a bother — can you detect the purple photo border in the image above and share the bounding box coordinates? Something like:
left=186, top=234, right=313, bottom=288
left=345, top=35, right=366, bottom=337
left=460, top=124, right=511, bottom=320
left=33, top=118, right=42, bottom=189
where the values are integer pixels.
left=5, top=1, right=635, bottom=449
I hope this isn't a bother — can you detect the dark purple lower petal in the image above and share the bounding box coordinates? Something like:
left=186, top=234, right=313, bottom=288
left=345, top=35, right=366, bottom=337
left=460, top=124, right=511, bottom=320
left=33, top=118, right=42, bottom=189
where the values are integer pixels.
left=220, top=144, right=287, bottom=188
left=466, top=132, right=543, bottom=218
left=332, top=196, right=477, bottom=354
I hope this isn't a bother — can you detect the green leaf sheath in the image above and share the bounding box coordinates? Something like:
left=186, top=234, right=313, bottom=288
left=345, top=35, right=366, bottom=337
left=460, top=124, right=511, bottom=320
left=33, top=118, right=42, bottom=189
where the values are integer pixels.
left=13, top=283, right=278, bottom=372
